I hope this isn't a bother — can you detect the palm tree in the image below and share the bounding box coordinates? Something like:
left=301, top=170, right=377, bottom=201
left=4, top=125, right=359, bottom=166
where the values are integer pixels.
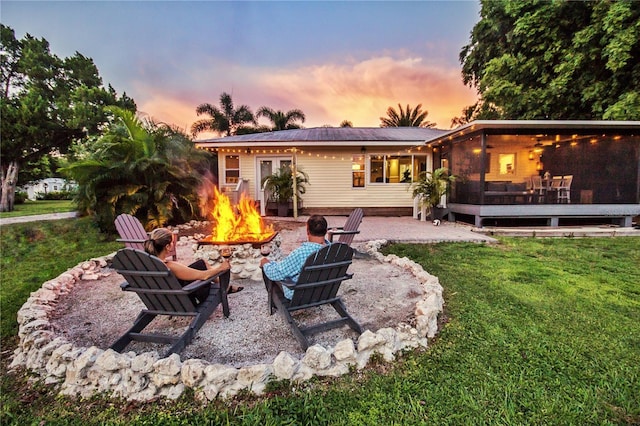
left=379, top=103, right=436, bottom=128
left=191, top=92, right=256, bottom=137
left=62, top=107, right=211, bottom=232
left=256, top=106, right=306, bottom=131
left=339, top=120, right=353, bottom=127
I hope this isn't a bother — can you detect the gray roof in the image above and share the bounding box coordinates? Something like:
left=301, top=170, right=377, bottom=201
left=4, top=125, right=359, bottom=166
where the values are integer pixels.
left=196, top=127, right=448, bottom=146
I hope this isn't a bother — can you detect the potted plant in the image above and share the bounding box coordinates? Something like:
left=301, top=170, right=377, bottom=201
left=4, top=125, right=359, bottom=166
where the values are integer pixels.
left=410, top=167, right=456, bottom=221
left=261, top=165, right=309, bottom=216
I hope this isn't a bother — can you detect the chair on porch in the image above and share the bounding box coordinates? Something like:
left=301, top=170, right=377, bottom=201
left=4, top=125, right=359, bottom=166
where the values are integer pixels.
left=115, top=213, right=177, bottom=260
left=531, top=175, right=544, bottom=203
left=266, top=243, right=364, bottom=350
left=327, top=208, right=364, bottom=246
left=110, top=248, right=230, bottom=357
left=557, top=175, right=573, bottom=203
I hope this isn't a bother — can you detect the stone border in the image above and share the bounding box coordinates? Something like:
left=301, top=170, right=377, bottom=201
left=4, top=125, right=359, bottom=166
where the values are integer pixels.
left=9, top=239, right=444, bottom=402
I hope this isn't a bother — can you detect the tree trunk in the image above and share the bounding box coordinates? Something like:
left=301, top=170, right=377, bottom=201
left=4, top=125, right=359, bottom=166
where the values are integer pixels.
left=1, top=161, right=19, bottom=212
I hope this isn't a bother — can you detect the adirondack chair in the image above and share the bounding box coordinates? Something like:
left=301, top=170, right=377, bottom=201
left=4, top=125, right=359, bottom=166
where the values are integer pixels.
left=267, top=242, right=364, bottom=350
left=110, top=248, right=230, bottom=356
left=327, top=208, right=364, bottom=246
left=115, top=213, right=177, bottom=260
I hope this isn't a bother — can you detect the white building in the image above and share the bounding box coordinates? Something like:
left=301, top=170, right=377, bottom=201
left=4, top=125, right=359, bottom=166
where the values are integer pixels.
left=22, top=178, right=76, bottom=200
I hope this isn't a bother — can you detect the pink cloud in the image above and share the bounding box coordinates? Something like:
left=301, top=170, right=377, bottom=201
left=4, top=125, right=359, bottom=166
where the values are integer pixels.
left=134, top=55, right=478, bottom=137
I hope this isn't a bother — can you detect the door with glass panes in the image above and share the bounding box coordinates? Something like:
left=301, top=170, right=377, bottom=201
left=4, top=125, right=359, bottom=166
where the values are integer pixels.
left=256, top=157, right=292, bottom=200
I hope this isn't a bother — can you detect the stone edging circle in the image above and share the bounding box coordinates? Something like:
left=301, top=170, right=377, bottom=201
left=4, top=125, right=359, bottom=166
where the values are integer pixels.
left=9, top=239, right=444, bottom=402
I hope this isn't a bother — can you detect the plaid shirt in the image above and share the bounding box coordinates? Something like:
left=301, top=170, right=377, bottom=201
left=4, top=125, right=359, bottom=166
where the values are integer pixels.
left=263, top=241, right=327, bottom=299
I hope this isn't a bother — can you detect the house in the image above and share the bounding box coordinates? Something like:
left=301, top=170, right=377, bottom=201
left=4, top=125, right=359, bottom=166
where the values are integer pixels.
left=196, top=121, right=640, bottom=228
left=21, top=177, right=76, bottom=200
left=427, top=120, right=640, bottom=227
left=195, top=127, right=445, bottom=216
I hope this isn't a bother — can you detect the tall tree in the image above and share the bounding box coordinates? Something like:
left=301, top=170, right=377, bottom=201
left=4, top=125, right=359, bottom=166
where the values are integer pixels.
left=379, top=103, right=436, bottom=128
left=191, top=92, right=256, bottom=137
left=61, top=107, right=211, bottom=232
left=0, top=25, right=135, bottom=211
left=459, top=0, right=640, bottom=120
left=256, top=106, right=306, bottom=131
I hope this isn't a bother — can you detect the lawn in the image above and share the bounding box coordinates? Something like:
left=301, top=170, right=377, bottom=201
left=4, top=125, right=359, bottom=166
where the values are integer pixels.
left=1, top=218, right=638, bottom=425
left=0, top=199, right=75, bottom=218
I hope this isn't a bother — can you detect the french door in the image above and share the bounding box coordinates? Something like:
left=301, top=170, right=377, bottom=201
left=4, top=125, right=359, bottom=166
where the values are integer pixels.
left=256, top=156, right=292, bottom=199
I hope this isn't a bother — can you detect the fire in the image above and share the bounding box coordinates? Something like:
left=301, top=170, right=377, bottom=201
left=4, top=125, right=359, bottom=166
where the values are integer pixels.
left=207, top=186, right=274, bottom=243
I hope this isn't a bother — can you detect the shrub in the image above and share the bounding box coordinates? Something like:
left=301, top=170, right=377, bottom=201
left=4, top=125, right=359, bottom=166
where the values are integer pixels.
left=35, top=190, right=76, bottom=201
left=14, top=191, right=28, bottom=204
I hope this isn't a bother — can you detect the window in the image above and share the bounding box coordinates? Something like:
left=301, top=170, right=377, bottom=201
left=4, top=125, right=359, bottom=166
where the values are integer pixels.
left=369, top=154, right=427, bottom=184
left=224, top=155, right=240, bottom=184
left=352, top=155, right=365, bottom=187
left=499, top=153, right=516, bottom=175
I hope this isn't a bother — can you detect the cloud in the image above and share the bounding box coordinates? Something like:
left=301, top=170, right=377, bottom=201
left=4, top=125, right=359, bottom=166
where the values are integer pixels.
left=134, top=55, right=478, bottom=136
left=256, top=56, right=478, bottom=128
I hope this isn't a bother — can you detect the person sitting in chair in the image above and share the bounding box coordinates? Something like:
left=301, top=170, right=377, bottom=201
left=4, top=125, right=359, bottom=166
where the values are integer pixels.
left=144, top=228, right=242, bottom=304
left=260, top=215, right=329, bottom=300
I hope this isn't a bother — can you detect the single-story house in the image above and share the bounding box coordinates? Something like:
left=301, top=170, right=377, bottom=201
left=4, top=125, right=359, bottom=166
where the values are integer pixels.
left=196, top=127, right=444, bottom=216
left=21, top=177, right=76, bottom=200
left=195, top=121, right=640, bottom=227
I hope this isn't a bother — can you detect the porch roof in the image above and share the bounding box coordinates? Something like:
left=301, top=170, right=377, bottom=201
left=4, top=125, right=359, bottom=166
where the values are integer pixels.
left=427, top=120, right=640, bottom=146
left=195, top=126, right=447, bottom=148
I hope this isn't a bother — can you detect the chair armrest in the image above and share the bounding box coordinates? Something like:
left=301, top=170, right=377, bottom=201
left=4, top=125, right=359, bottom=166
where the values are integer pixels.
left=182, top=279, right=212, bottom=293
left=117, top=238, right=147, bottom=243
left=183, top=269, right=231, bottom=297
left=327, top=229, right=360, bottom=242
left=182, top=269, right=228, bottom=291
left=277, top=278, right=297, bottom=290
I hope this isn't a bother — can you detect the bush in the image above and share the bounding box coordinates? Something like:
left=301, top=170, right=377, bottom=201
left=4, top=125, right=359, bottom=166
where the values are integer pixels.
left=14, top=191, right=28, bottom=204
left=35, top=190, right=76, bottom=201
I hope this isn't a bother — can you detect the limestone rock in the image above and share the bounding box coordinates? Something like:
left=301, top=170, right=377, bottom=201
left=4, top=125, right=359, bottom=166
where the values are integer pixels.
left=152, top=353, right=182, bottom=386
left=181, top=359, right=208, bottom=387
left=131, top=352, right=159, bottom=373
left=302, top=345, right=332, bottom=370
left=273, top=351, right=298, bottom=380
left=95, top=349, right=131, bottom=371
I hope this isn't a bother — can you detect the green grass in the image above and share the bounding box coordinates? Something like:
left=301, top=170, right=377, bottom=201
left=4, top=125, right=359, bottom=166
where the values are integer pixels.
left=0, top=200, right=75, bottom=218
left=0, top=218, right=121, bottom=341
left=1, top=220, right=639, bottom=425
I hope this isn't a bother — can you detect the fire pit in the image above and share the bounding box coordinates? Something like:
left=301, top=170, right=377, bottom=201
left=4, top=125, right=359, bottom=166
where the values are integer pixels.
left=194, top=187, right=283, bottom=280
left=197, top=230, right=279, bottom=249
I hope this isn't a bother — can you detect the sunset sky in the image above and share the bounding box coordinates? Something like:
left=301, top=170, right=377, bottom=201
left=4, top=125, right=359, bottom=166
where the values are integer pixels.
left=3, top=1, right=481, bottom=137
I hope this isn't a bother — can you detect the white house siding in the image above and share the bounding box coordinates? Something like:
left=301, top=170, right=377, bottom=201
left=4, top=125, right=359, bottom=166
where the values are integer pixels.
left=226, top=147, right=431, bottom=209
left=22, top=178, right=74, bottom=200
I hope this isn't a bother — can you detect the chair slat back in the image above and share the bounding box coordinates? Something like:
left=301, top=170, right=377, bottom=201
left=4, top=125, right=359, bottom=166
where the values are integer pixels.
left=337, top=208, right=364, bottom=245
left=112, top=248, right=196, bottom=313
left=531, top=175, right=543, bottom=192
left=115, top=214, right=147, bottom=251
left=290, top=243, right=353, bottom=307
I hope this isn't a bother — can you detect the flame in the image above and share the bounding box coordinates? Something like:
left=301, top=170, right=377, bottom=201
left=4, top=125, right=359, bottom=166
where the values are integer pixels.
left=208, top=186, right=274, bottom=243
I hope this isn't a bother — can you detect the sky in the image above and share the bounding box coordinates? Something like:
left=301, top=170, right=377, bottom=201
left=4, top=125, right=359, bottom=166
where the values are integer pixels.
left=2, top=1, right=481, bottom=136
